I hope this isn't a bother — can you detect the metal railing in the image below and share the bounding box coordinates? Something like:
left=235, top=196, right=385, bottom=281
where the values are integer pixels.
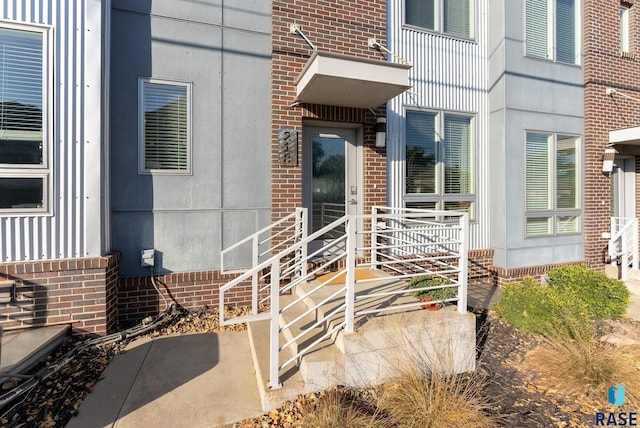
left=219, top=207, right=468, bottom=389
left=610, top=216, right=639, bottom=280
left=220, top=207, right=307, bottom=314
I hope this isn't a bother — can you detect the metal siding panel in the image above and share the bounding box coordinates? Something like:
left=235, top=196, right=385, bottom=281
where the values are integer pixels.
left=0, top=0, right=93, bottom=262
left=388, top=0, right=489, bottom=249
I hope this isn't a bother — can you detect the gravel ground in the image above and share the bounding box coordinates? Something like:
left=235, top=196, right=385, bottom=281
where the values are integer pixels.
left=0, top=307, right=637, bottom=427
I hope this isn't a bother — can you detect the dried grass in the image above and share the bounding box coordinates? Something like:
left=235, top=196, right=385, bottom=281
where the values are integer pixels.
left=525, top=323, right=640, bottom=408
left=378, top=364, right=498, bottom=428
left=301, top=387, right=391, bottom=428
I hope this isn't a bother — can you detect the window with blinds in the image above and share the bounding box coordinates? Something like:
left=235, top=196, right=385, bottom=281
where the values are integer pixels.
left=621, top=5, right=630, bottom=53
left=525, top=132, right=580, bottom=236
left=405, top=110, right=475, bottom=219
left=139, top=79, right=191, bottom=174
left=525, top=0, right=579, bottom=64
left=405, top=0, right=473, bottom=38
left=0, top=24, right=49, bottom=214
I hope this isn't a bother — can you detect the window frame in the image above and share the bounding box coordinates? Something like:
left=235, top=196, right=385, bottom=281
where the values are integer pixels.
left=524, top=130, right=582, bottom=238
left=0, top=20, right=53, bottom=216
left=138, top=77, right=193, bottom=176
left=524, top=0, right=581, bottom=65
left=403, top=0, right=476, bottom=40
left=404, top=108, right=476, bottom=220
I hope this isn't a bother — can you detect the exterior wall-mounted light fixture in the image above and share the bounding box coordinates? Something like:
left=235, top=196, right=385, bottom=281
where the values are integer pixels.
left=375, top=117, right=386, bottom=147
left=602, top=147, right=616, bottom=173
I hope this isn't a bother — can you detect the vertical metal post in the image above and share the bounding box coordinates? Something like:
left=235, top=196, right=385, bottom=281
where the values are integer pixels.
left=622, top=229, right=629, bottom=281
left=345, top=217, right=356, bottom=334
left=633, top=219, right=639, bottom=270
left=457, top=213, right=469, bottom=313
left=269, top=260, right=282, bottom=389
left=371, top=207, right=378, bottom=269
left=300, top=208, right=308, bottom=279
left=251, top=234, right=259, bottom=314
left=610, top=218, right=617, bottom=269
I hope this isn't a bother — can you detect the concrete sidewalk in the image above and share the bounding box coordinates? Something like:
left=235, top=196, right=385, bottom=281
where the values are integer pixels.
left=63, top=280, right=638, bottom=428
left=66, top=331, right=263, bottom=428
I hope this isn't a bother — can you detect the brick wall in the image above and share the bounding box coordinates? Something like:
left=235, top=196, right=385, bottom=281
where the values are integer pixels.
left=117, top=272, right=254, bottom=326
left=584, top=0, right=640, bottom=270
left=0, top=254, right=119, bottom=335
left=489, top=260, right=587, bottom=287
left=271, top=0, right=388, bottom=224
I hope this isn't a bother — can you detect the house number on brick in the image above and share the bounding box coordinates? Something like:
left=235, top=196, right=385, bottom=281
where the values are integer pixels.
left=278, top=129, right=298, bottom=166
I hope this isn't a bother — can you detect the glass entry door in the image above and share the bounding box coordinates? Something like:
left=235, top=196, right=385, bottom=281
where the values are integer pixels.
left=303, top=126, right=360, bottom=243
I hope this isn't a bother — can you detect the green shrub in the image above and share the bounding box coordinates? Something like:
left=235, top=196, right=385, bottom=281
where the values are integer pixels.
left=494, top=277, right=592, bottom=338
left=407, top=275, right=455, bottom=299
left=545, top=265, right=630, bottom=320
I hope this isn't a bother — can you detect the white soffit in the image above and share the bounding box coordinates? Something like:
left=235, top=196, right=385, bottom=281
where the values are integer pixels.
left=294, top=51, right=412, bottom=109
left=610, top=125, right=640, bottom=145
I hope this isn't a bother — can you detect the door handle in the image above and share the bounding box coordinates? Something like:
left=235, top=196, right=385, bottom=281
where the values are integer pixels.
left=349, top=199, right=357, bottom=205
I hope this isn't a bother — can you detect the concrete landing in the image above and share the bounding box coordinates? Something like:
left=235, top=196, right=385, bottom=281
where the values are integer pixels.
left=0, top=325, right=69, bottom=379
left=625, top=278, right=640, bottom=321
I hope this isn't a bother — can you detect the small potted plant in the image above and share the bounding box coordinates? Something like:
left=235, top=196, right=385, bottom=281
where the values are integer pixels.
left=406, top=274, right=456, bottom=311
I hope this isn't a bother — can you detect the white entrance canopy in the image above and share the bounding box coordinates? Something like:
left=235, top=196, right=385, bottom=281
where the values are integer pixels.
left=610, top=125, right=640, bottom=145
left=294, top=51, right=412, bottom=109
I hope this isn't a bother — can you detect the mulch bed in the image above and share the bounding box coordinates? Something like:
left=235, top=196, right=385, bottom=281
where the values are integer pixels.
left=0, top=307, right=628, bottom=427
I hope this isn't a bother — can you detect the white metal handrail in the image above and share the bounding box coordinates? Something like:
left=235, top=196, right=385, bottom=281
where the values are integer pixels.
left=220, top=207, right=307, bottom=274
left=610, top=216, right=639, bottom=280
left=219, top=206, right=469, bottom=389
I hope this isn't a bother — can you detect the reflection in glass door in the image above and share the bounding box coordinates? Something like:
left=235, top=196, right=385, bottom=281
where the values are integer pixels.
left=303, top=126, right=360, bottom=246
left=312, top=136, right=346, bottom=237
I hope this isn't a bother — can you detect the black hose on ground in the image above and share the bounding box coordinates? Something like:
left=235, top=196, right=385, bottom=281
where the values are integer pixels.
left=0, top=302, right=176, bottom=413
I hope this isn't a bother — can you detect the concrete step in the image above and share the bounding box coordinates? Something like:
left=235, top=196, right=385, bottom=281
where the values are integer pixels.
left=247, top=269, right=477, bottom=411
left=0, top=325, right=70, bottom=379
left=247, top=319, right=312, bottom=412
left=278, top=293, right=344, bottom=391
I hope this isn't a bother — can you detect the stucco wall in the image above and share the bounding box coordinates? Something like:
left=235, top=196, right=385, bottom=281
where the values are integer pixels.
left=488, top=0, right=585, bottom=268
left=110, top=0, right=271, bottom=276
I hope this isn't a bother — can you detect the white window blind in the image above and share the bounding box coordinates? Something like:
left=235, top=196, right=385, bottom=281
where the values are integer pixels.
left=0, top=27, right=43, bottom=165
left=405, top=110, right=475, bottom=219
left=556, top=135, right=578, bottom=209
left=621, top=6, right=630, bottom=52
left=526, top=0, right=550, bottom=58
left=0, top=24, right=49, bottom=214
left=556, top=0, right=577, bottom=63
left=140, top=80, right=190, bottom=173
left=525, top=132, right=580, bottom=236
left=406, top=0, right=436, bottom=30
left=406, top=111, right=437, bottom=194
left=526, top=133, right=551, bottom=211
left=443, top=114, right=472, bottom=194
left=526, top=0, right=579, bottom=64
left=443, top=0, right=471, bottom=37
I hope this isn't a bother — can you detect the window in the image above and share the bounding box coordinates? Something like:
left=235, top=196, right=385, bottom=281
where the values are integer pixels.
left=138, top=78, right=191, bottom=174
left=0, top=23, right=51, bottom=214
left=621, top=5, right=630, bottom=53
left=525, top=132, right=581, bottom=236
left=525, top=0, right=580, bottom=64
left=405, top=110, right=474, bottom=218
left=405, top=0, right=473, bottom=38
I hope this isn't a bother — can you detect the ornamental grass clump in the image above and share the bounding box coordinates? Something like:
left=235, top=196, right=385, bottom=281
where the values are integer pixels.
left=378, top=365, right=497, bottom=428
left=524, top=316, right=640, bottom=408
left=301, top=387, right=391, bottom=428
